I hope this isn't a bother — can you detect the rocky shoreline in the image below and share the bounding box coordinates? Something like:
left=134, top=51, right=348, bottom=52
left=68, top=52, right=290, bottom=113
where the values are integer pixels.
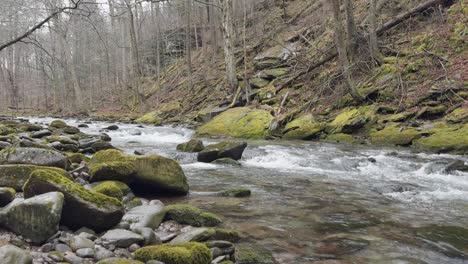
left=0, top=117, right=271, bottom=264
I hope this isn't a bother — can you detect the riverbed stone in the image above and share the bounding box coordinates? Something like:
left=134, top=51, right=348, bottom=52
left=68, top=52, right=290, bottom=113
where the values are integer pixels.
left=23, top=169, right=124, bottom=232
left=96, top=258, right=144, bottom=264
left=133, top=227, right=162, bottom=246
left=0, top=147, right=68, bottom=169
left=0, top=164, right=70, bottom=191
left=69, top=236, right=95, bottom=251
left=164, top=204, right=221, bottom=227
left=0, top=245, right=33, bottom=264
left=49, top=120, right=67, bottom=129
left=234, top=243, right=276, bottom=264
left=415, top=225, right=468, bottom=258
left=282, top=114, right=324, bottom=140
left=31, top=130, right=51, bottom=139
left=121, top=204, right=166, bottom=230
left=169, top=227, right=215, bottom=245
left=196, top=107, right=274, bottom=139
left=177, top=139, right=205, bottom=152
left=134, top=242, right=212, bottom=264
left=0, top=192, right=63, bottom=244
left=314, top=235, right=370, bottom=257
left=197, top=141, right=247, bottom=163
left=0, top=187, right=15, bottom=206
left=89, top=149, right=189, bottom=195
left=101, top=229, right=144, bottom=247
left=76, top=248, right=94, bottom=258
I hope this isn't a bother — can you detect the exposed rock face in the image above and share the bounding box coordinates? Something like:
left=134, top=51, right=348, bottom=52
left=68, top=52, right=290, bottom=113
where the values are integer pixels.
left=23, top=170, right=124, bottom=232
left=135, top=102, right=182, bottom=125
left=197, top=142, right=247, bottom=163
left=0, top=245, right=33, bottom=264
left=0, top=147, right=68, bottom=169
left=89, top=150, right=189, bottom=195
left=196, top=107, right=274, bottom=139
left=0, top=164, right=69, bottom=191
left=0, top=192, right=64, bottom=244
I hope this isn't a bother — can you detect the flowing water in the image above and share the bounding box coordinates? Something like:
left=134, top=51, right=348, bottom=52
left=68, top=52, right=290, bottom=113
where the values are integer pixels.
left=29, top=117, right=468, bottom=264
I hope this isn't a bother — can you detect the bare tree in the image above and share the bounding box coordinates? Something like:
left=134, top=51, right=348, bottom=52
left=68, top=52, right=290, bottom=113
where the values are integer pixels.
left=219, top=0, right=237, bottom=94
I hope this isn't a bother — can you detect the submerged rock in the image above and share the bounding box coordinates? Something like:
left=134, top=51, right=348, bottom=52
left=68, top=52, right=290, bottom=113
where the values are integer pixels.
left=89, top=149, right=189, bottom=195
left=196, top=107, right=274, bottom=139
left=415, top=225, right=468, bottom=258
left=134, top=242, right=212, bottom=264
left=0, top=147, right=68, bottom=169
left=197, top=141, right=247, bottom=163
left=0, top=245, right=33, bottom=264
left=23, top=169, right=124, bottom=231
left=0, top=164, right=69, bottom=191
left=164, top=204, right=221, bottom=227
left=218, top=188, right=251, bottom=197
left=0, top=192, right=64, bottom=244
left=212, top=158, right=241, bottom=166
left=234, top=243, right=276, bottom=264
left=314, top=235, right=370, bottom=257
left=176, top=139, right=205, bottom=153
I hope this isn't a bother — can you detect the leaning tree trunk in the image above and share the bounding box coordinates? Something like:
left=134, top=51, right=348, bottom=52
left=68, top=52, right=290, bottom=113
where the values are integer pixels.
left=219, top=0, right=237, bottom=94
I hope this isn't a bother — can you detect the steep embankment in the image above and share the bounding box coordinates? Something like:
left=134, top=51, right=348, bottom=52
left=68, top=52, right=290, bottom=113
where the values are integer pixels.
left=123, top=0, right=466, bottom=154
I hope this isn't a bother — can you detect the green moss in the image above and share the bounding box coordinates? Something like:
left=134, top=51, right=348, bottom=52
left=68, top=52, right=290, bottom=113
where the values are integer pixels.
left=0, top=164, right=69, bottom=191
left=177, top=139, right=205, bottom=152
left=326, top=106, right=377, bottom=134
left=370, top=123, right=421, bottom=146
left=261, top=68, right=289, bottom=78
left=0, top=125, right=16, bottom=136
left=250, top=78, right=270, bottom=88
left=92, top=181, right=125, bottom=200
left=213, top=228, right=241, bottom=242
left=49, top=120, right=67, bottom=129
left=445, top=108, right=468, bottom=123
left=164, top=204, right=221, bottom=227
left=382, top=111, right=414, bottom=123
left=89, top=161, right=136, bottom=182
left=413, top=123, right=468, bottom=154
left=234, top=244, right=275, bottom=264
left=283, top=114, right=324, bottom=140
left=136, top=102, right=182, bottom=124
left=196, top=107, right=274, bottom=139
left=89, top=149, right=129, bottom=165
left=257, top=85, right=276, bottom=101
left=219, top=188, right=251, bottom=197
left=65, top=152, right=90, bottom=164
left=134, top=242, right=212, bottom=264
left=45, top=136, right=77, bottom=145
left=24, top=169, right=123, bottom=210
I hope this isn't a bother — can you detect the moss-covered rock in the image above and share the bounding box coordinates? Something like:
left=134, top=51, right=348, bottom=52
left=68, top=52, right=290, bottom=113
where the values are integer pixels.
left=65, top=153, right=90, bottom=164
left=446, top=108, right=468, bottom=123
left=259, top=68, right=289, bottom=79
left=134, top=242, right=212, bottom=264
left=62, top=126, right=80, bottom=134
left=370, top=123, right=422, bottom=146
left=92, top=181, right=125, bottom=200
left=413, top=123, right=468, bottom=154
left=49, top=120, right=67, bottom=129
left=197, top=141, right=247, bottom=163
left=0, top=125, right=15, bottom=136
left=0, top=187, right=15, bottom=206
left=249, top=78, right=270, bottom=89
left=196, top=107, right=274, bottom=139
left=219, top=188, right=251, bottom=198
left=0, top=164, right=69, bottom=191
left=283, top=114, right=324, bottom=140
left=89, top=149, right=189, bottom=195
left=382, top=111, right=414, bottom=123
left=177, top=139, right=205, bottom=153
left=257, top=85, right=276, bottom=102
left=416, top=106, right=448, bottom=120
left=234, top=244, right=276, bottom=264
left=164, top=204, right=221, bottom=227
left=0, top=147, right=68, bottom=169
left=136, top=102, right=182, bottom=124
left=23, top=170, right=124, bottom=231
left=45, top=136, right=78, bottom=145
left=212, top=158, right=241, bottom=166
left=212, top=228, right=241, bottom=242
left=326, top=106, right=376, bottom=134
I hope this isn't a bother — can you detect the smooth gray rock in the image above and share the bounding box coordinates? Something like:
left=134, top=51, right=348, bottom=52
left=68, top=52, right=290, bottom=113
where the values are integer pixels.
left=0, top=192, right=64, bottom=244
left=0, top=147, right=68, bottom=169
left=55, top=243, right=72, bottom=253
left=31, top=130, right=51, bottom=139
left=169, top=227, right=215, bottom=245
left=76, top=248, right=94, bottom=258
left=133, top=227, right=161, bottom=246
left=101, top=229, right=143, bottom=247
left=94, top=245, right=115, bottom=261
left=69, top=236, right=95, bottom=251
left=121, top=204, right=166, bottom=230
left=63, top=252, right=83, bottom=264
left=0, top=245, right=33, bottom=264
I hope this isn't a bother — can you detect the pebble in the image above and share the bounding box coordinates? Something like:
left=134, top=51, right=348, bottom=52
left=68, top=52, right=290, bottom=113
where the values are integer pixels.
left=55, top=243, right=71, bottom=253
left=76, top=248, right=94, bottom=258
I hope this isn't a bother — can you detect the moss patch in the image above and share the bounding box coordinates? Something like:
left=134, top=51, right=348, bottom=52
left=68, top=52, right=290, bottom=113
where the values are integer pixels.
left=219, top=188, right=251, bottom=197
left=134, top=242, right=212, bottom=264
left=283, top=114, right=324, bottom=140
left=370, top=123, right=422, bottom=146
left=0, top=164, right=69, bottom=191
left=413, top=123, right=468, bottom=154
left=164, top=204, right=221, bottom=227
left=92, top=181, right=126, bottom=200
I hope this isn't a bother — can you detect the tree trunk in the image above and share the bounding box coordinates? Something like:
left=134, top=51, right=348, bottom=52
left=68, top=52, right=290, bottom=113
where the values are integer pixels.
left=344, top=0, right=358, bottom=61
left=219, top=0, right=237, bottom=94
left=369, top=0, right=379, bottom=64
left=186, top=0, right=193, bottom=89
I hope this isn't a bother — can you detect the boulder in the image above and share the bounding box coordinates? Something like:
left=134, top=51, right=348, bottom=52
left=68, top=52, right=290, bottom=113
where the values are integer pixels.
left=92, top=181, right=128, bottom=200
left=196, top=106, right=229, bottom=123
left=23, top=170, right=124, bottom=231
left=89, top=150, right=189, bottom=195
left=197, top=142, right=247, bottom=163
left=446, top=108, right=468, bottom=123
left=63, top=126, right=80, bottom=134
left=0, top=187, right=15, bottom=206
left=106, top=125, right=119, bottom=130
left=370, top=123, right=422, bottom=146
left=0, top=164, right=69, bottom=191
left=169, top=227, right=215, bottom=245
left=134, top=242, right=212, bottom=264
left=0, top=147, right=68, bottom=169
left=0, top=142, right=12, bottom=150
left=218, top=188, right=251, bottom=198
left=136, top=102, right=182, bottom=125
left=196, top=107, right=274, bottom=139
left=211, top=158, right=241, bottom=166
left=282, top=114, right=324, bottom=140
left=176, top=139, right=205, bottom=153
left=413, top=123, right=468, bottom=154
left=101, top=229, right=144, bottom=247
left=0, top=245, right=33, bottom=264
left=0, top=192, right=64, bottom=244
left=31, top=130, right=51, bottom=138
left=164, top=204, right=221, bottom=227
left=120, top=204, right=166, bottom=230
left=326, top=106, right=376, bottom=134
left=69, top=236, right=95, bottom=251
left=49, top=120, right=67, bottom=129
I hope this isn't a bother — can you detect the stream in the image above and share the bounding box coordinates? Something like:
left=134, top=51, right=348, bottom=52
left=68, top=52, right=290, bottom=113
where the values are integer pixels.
left=29, top=117, right=468, bottom=264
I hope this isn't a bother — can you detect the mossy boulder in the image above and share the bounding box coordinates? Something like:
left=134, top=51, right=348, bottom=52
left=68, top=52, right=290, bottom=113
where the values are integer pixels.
left=219, top=188, right=251, bottom=198
left=0, top=147, right=68, bottom=169
left=89, top=150, right=189, bottom=195
left=49, top=120, right=67, bottom=129
left=212, top=228, right=241, bottom=242
left=164, top=204, right=221, bottom=227
left=45, top=136, right=78, bottom=145
left=136, top=102, right=182, bottom=124
left=416, top=106, right=447, bottom=120
left=234, top=244, right=276, bottom=264
left=413, top=123, right=468, bottom=154
left=177, top=139, right=205, bottom=153
left=134, top=242, right=212, bottom=264
left=196, top=107, right=274, bottom=139
left=62, top=126, right=80, bottom=134
left=326, top=106, right=376, bottom=134
left=197, top=141, right=247, bottom=163
left=0, top=192, right=64, bottom=244
left=370, top=123, right=422, bottom=146
left=257, top=85, right=276, bottom=102
left=0, top=164, right=69, bottom=191
left=446, top=108, right=468, bottom=123
left=258, top=68, right=289, bottom=79
left=65, top=152, right=90, bottom=164
left=283, top=114, right=324, bottom=140
left=0, top=187, right=15, bottom=206
left=92, top=181, right=125, bottom=200
left=169, top=227, right=216, bottom=245
left=382, top=111, right=414, bottom=123
left=18, top=123, right=42, bottom=132
left=0, top=125, right=15, bottom=136
left=23, top=170, right=124, bottom=231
